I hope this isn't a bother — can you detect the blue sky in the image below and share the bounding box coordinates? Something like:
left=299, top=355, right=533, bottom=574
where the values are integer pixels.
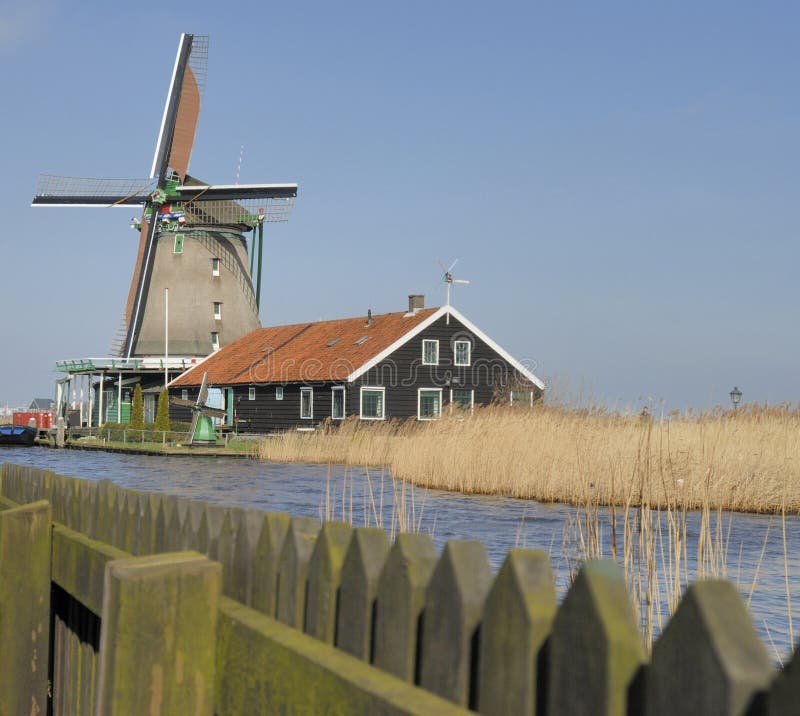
left=1, top=1, right=797, bottom=410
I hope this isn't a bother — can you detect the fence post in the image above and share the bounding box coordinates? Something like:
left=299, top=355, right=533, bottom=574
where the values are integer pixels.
left=0, top=500, right=51, bottom=716
left=251, top=512, right=291, bottom=617
left=478, top=548, right=556, bottom=716
left=373, top=533, right=438, bottom=681
left=547, top=560, right=644, bottom=716
left=419, top=540, right=492, bottom=708
left=276, top=516, right=319, bottom=629
left=305, top=521, right=353, bottom=644
left=648, top=580, right=772, bottom=716
left=336, top=527, right=390, bottom=660
left=95, top=551, right=221, bottom=716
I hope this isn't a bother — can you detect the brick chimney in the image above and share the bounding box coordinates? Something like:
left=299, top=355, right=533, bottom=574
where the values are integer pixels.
left=408, top=294, right=424, bottom=313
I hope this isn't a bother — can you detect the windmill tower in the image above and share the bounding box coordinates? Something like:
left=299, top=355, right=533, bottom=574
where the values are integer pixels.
left=32, top=34, right=297, bottom=360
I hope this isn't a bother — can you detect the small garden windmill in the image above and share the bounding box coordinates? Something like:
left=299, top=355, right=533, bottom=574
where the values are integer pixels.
left=438, top=259, right=470, bottom=306
left=32, top=33, right=298, bottom=360
left=169, top=373, right=226, bottom=446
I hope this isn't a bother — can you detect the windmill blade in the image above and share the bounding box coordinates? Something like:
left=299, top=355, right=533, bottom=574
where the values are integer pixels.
left=123, top=202, right=161, bottom=357
left=169, top=397, right=198, bottom=409
left=199, top=406, right=227, bottom=420
left=447, top=258, right=459, bottom=273
left=197, top=372, right=210, bottom=407
left=437, top=259, right=448, bottom=274
left=151, top=34, right=208, bottom=183
left=453, top=279, right=470, bottom=284
left=166, top=35, right=207, bottom=181
left=31, top=175, right=155, bottom=206
left=188, top=411, right=200, bottom=442
left=169, top=184, right=297, bottom=228
left=175, top=182, right=297, bottom=202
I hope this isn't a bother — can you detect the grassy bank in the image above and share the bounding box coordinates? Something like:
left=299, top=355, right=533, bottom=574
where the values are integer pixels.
left=258, top=404, right=800, bottom=514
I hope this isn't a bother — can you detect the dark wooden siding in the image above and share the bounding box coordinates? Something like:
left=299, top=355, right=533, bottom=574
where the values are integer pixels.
left=350, top=314, right=541, bottom=420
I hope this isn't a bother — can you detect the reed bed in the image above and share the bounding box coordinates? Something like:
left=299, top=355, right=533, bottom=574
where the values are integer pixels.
left=259, top=403, right=800, bottom=514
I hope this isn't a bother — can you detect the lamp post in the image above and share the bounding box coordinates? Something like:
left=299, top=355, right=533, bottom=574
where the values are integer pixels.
left=729, top=386, right=742, bottom=410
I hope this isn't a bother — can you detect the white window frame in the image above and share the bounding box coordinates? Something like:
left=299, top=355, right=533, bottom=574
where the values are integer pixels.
left=422, top=339, right=439, bottom=365
left=417, top=388, right=443, bottom=421
left=211, top=258, right=220, bottom=277
left=510, top=390, right=534, bottom=407
left=248, top=386, right=256, bottom=401
left=211, top=332, right=220, bottom=351
left=213, top=302, right=222, bottom=320
left=359, top=386, right=385, bottom=421
left=276, top=386, right=284, bottom=401
left=454, top=340, right=471, bottom=366
left=331, top=386, right=346, bottom=420
left=300, top=387, right=313, bottom=420
left=450, top=388, right=474, bottom=412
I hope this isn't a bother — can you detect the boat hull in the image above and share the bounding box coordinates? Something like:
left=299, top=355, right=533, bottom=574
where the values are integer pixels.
left=0, top=425, right=37, bottom=447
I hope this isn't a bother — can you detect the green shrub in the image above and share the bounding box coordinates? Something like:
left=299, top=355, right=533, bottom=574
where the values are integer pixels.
left=130, top=384, right=144, bottom=430
left=155, top=389, right=171, bottom=432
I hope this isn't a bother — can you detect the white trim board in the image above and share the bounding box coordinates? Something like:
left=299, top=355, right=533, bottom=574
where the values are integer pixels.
left=346, top=306, right=544, bottom=390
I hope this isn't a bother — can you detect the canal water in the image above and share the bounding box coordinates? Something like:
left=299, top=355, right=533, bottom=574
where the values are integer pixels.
left=2, top=446, right=799, bottom=661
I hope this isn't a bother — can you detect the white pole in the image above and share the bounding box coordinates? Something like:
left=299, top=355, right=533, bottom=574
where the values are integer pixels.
left=97, top=373, right=106, bottom=427
left=165, top=287, right=169, bottom=388
left=117, top=372, right=122, bottom=423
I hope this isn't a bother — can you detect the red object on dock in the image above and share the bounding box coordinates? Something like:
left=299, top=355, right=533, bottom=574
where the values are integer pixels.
left=12, top=411, right=52, bottom=430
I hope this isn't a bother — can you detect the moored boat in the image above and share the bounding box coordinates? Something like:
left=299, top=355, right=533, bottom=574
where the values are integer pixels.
left=0, top=425, right=37, bottom=447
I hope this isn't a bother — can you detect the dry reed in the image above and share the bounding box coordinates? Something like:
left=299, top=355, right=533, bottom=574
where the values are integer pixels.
left=259, top=403, right=800, bottom=515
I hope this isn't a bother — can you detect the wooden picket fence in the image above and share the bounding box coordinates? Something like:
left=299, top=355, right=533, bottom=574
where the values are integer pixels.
left=0, top=462, right=797, bottom=715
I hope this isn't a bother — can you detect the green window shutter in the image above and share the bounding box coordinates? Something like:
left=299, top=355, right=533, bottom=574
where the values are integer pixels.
left=173, top=234, right=184, bottom=253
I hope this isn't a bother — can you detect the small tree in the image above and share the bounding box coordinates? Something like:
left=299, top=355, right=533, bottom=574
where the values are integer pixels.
left=130, top=384, right=144, bottom=430
left=155, top=388, right=171, bottom=433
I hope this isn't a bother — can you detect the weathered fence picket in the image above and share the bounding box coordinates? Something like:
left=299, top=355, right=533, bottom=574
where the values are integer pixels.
left=336, top=527, right=390, bottom=660
left=306, top=521, right=353, bottom=643
left=276, top=515, right=319, bottom=629
left=373, top=532, right=439, bottom=682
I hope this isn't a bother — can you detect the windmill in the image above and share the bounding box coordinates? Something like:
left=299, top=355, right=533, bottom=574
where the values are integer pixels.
left=438, top=259, right=470, bottom=307
left=32, top=33, right=297, bottom=360
left=169, top=372, right=226, bottom=446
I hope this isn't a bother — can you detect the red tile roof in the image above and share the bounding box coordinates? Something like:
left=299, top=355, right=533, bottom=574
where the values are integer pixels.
left=172, top=308, right=440, bottom=386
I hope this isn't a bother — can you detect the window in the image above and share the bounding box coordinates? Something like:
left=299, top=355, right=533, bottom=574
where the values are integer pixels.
left=327, top=338, right=340, bottom=347
left=360, top=387, right=385, bottom=420
left=181, top=389, right=188, bottom=401
left=213, top=302, right=222, bottom=320
left=511, top=390, right=534, bottom=407
left=173, top=234, right=184, bottom=253
left=451, top=389, right=474, bottom=411
left=418, top=388, right=442, bottom=420
left=300, top=387, right=313, bottom=419
left=332, top=386, right=345, bottom=420
left=422, top=339, right=439, bottom=365
left=354, top=336, right=369, bottom=346
left=211, top=258, right=220, bottom=277
left=454, top=340, right=471, bottom=366
left=248, top=387, right=256, bottom=401
left=276, top=386, right=284, bottom=400
left=211, top=332, right=220, bottom=351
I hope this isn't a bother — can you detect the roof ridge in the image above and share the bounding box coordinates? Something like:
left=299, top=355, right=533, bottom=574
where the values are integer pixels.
left=254, top=307, right=439, bottom=332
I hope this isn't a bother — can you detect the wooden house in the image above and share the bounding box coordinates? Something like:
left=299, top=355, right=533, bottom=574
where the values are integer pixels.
left=169, top=296, right=544, bottom=432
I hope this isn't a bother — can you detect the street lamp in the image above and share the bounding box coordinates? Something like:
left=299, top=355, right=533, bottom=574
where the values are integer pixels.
left=729, top=386, right=742, bottom=410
